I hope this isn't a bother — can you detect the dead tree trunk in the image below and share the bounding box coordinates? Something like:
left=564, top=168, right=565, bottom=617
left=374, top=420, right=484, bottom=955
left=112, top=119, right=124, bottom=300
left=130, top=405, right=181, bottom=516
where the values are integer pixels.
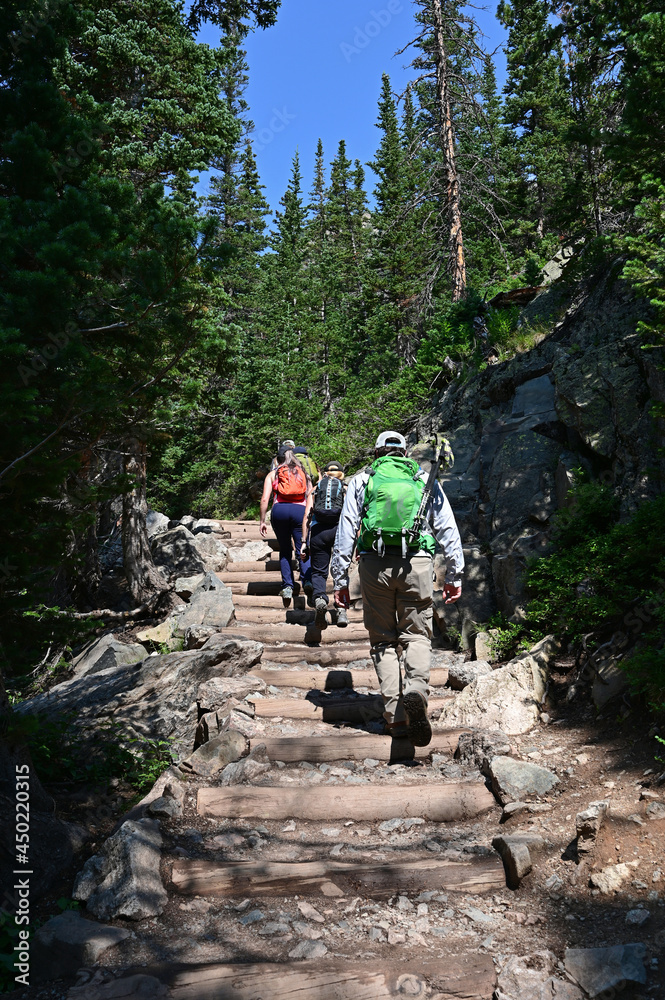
left=432, top=0, right=467, bottom=301
left=122, top=436, right=176, bottom=610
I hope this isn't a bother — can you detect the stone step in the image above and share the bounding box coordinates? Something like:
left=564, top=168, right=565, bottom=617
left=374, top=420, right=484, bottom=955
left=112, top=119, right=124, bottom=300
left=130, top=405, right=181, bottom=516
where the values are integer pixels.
left=249, top=695, right=452, bottom=721
left=197, top=783, right=496, bottom=822
left=171, top=854, right=505, bottom=900
left=252, top=667, right=449, bottom=689
left=226, top=623, right=368, bottom=644
left=77, top=957, right=497, bottom=1000
left=251, top=729, right=465, bottom=762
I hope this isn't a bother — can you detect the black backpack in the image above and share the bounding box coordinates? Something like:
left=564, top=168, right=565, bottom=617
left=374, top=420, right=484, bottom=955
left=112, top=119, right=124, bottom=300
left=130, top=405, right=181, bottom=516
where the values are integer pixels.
left=312, top=475, right=345, bottom=524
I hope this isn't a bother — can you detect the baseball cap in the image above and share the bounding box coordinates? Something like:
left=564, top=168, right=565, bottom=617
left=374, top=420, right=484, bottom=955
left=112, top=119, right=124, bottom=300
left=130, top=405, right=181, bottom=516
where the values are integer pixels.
left=324, top=461, right=344, bottom=472
left=375, top=430, right=406, bottom=450
left=294, top=445, right=308, bottom=455
left=281, top=439, right=295, bottom=449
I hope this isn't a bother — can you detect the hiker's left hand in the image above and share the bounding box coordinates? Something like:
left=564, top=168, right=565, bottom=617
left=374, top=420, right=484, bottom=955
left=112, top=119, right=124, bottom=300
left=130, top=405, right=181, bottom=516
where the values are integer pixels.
left=444, top=583, right=461, bottom=603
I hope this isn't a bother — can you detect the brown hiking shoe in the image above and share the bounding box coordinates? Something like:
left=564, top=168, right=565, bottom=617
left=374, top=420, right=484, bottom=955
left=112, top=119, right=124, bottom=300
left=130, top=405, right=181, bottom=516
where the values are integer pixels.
left=403, top=690, right=432, bottom=747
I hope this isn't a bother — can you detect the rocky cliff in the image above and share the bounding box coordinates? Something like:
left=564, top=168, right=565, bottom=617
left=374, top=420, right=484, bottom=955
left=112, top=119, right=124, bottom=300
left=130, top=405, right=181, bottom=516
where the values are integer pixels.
left=412, top=266, right=665, bottom=629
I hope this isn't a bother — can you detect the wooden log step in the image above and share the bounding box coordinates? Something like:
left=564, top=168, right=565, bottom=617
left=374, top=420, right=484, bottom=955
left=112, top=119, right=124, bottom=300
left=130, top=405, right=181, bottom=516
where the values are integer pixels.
left=218, top=570, right=283, bottom=583
left=197, top=782, right=496, bottom=822
left=252, top=729, right=465, bottom=762
left=231, top=593, right=306, bottom=609
left=238, top=607, right=364, bottom=625
left=223, top=561, right=274, bottom=572
left=81, top=957, right=496, bottom=1000
left=249, top=695, right=452, bottom=721
left=224, top=579, right=333, bottom=595
left=226, top=623, right=368, bottom=643
left=253, top=667, right=449, bottom=689
left=261, top=646, right=370, bottom=665
left=171, top=854, right=505, bottom=899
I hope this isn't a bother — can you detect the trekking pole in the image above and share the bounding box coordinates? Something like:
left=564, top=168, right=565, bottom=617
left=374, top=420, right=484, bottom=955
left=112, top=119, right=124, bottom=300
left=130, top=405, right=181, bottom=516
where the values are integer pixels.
left=408, top=434, right=443, bottom=548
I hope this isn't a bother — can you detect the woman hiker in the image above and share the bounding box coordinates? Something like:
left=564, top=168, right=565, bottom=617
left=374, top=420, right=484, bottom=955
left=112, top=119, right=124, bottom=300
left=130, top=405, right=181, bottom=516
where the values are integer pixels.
left=259, top=448, right=313, bottom=606
left=301, top=460, right=349, bottom=630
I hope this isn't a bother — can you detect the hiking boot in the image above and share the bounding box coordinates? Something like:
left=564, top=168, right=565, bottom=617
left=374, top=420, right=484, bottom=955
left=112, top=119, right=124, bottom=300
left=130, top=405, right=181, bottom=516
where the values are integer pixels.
left=332, top=606, right=349, bottom=627
left=280, top=586, right=293, bottom=608
left=403, top=690, right=432, bottom=747
left=314, top=596, right=328, bottom=630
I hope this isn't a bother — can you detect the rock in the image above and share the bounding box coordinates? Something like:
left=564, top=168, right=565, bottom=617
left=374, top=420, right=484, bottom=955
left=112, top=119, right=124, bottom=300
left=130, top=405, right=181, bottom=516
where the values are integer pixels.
left=136, top=619, right=181, bottom=649
left=198, top=675, right=266, bottom=713
left=576, top=801, right=609, bottom=853
left=625, top=908, right=650, bottom=926
left=447, top=658, right=492, bottom=690
left=68, top=974, right=169, bottom=999
left=489, top=755, right=559, bottom=805
left=297, top=901, right=325, bottom=923
left=646, top=801, right=665, bottom=820
left=146, top=510, right=170, bottom=538
left=456, top=728, right=511, bottom=772
left=73, top=818, right=167, bottom=920
left=184, top=623, right=217, bottom=649
left=71, top=635, right=147, bottom=679
left=171, top=578, right=235, bottom=637
left=175, top=573, right=206, bottom=599
left=227, top=539, right=272, bottom=562
left=19, top=637, right=263, bottom=758
left=439, top=653, right=547, bottom=735
left=492, top=836, right=534, bottom=889
left=220, top=755, right=270, bottom=786
left=589, top=863, right=631, bottom=894
left=32, top=910, right=130, bottom=983
left=497, top=950, right=584, bottom=1000
left=239, top=908, right=264, bottom=925
left=564, top=944, right=647, bottom=997
left=192, top=531, right=229, bottom=573
left=192, top=518, right=227, bottom=534
left=592, top=659, right=629, bottom=709
left=473, top=631, right=498, bottom=662
left=501, top=801, right=552, bottom=821
left=147, top=795, right=182, bottom=820
left=151, top=525, right=206, bottom=581
left=181, top=730, right=249, bottom=778
left=288, top=940, right=328, bottom=960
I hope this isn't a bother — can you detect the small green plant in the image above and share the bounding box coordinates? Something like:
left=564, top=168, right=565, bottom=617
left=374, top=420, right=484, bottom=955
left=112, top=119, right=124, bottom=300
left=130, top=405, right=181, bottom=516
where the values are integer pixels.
left=523, top=253, right=543, bottom=287
left=485, top=615, right=530, bottom=661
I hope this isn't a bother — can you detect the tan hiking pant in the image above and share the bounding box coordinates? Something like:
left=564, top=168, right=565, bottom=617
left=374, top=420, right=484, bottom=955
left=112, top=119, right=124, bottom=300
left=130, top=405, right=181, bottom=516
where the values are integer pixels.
left=358, top=551, right=433, bottom=725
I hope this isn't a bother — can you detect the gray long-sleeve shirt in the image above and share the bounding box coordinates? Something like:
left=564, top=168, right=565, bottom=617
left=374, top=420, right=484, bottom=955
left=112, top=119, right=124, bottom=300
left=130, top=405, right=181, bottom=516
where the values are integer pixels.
left=331, top=467, right=465, bottom=590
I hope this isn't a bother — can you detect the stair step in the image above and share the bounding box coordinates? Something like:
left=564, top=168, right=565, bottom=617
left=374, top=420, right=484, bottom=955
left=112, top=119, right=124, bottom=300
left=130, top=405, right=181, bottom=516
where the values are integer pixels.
left=252, top=667, right=449, bottom=689
left=171, top=854, right=505, bottom=899
left=83, top=957, right=497, bottom=1000
left=225, top=580, right=334, bottom=595
left=219, top=570, right=283, bottom=583
left=261, top=647, right=371, bottom=665
left=237, top=607, right=364, bottom=625
left=231, top=593, right=307, bottom=609
left=249, top=695, right=452, bottom=721
left=251, top=729, right=464, bottom=762
left=226, top=623, right=367, bottom=643
left=198, top=783, right=495, bottom=822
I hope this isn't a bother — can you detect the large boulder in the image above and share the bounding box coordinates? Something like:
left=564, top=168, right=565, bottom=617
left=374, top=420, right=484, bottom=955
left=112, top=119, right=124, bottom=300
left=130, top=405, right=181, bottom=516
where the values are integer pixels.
left=171, top=572, right=235, bottom=636
left=18, top=637, right=263, bottom=757
left=151, top=525, right=205, bottom=581
left=489, top=755, right=559, bottom=805
left=191, top=531, right=229, bottom=572
left=439, top=652, right=547, bottom=735
left=227, top=539, right=272, bottom=563
left=70, top=634, right=147, bottom=679
left=146, top=510, right=170, bottom=539
left=32, top=911, right=130, bottom=982
left=73, top=818, right=166, bottom=920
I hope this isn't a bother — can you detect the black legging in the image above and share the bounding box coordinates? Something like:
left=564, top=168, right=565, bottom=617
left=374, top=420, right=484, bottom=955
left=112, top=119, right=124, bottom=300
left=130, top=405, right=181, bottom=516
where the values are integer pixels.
left=309, top=522, right=338, bottom=603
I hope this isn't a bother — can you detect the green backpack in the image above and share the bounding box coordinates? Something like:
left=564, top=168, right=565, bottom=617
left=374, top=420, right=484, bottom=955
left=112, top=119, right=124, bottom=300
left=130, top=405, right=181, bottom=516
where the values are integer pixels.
left=359, top=455, right=436, bottom=557
left=297, top=453, right=319, bottom=484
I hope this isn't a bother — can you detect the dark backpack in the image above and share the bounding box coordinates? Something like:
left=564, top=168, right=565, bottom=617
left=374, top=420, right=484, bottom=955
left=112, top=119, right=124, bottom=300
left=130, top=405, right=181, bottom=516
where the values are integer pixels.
left=312, top=475, right=345, bottom=524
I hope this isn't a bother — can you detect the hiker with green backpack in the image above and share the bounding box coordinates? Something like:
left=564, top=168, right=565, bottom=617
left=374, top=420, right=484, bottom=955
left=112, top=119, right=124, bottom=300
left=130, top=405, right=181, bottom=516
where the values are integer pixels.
left=331, top=431, right=463, bottom=754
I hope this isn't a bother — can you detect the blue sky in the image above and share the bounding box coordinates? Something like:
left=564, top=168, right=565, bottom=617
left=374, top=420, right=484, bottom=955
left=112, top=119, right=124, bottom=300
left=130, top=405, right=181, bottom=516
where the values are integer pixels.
left=196, top=2, right=507, bottom=218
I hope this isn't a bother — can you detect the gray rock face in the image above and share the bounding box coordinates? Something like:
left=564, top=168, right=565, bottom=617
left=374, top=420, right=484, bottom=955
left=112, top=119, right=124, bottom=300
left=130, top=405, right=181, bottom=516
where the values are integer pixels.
left=73, top=818, right=167, bottom=920
left=576, top=800, right=609, bottom=854
left=151, top=525, right=206, bottom=581
left=440, top=652, right=547, bottom=735
left=19, top=637, right=263, bottom=756
left=489, top=755, right=559, bottom=805
left=33, top=911, right=130, bottom=983
left=171, top=583, right=235, bottom=636
left=70, top=634, right=147, bottom=679
left=447, top=658, right=492, bottom=690
left=181, top=730, right=249, bottom=777
left=198, top=675, right=266, bottom=713
left=416, top=276, right=664, bottom=620
left=184, top=623, right=217, bottom=649
left=456, top=728, right=511, bottom=772
left=497, top=951, right=583, bottom=1000
left=192, top=531, right=229, bottom=572
left=175, top=573, right=206, bottom=599
left=146, top=510, right=170, bottom=539
left=564, top=944, right=647, bottom=997
left=227, top=539, right=272, bottom=562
